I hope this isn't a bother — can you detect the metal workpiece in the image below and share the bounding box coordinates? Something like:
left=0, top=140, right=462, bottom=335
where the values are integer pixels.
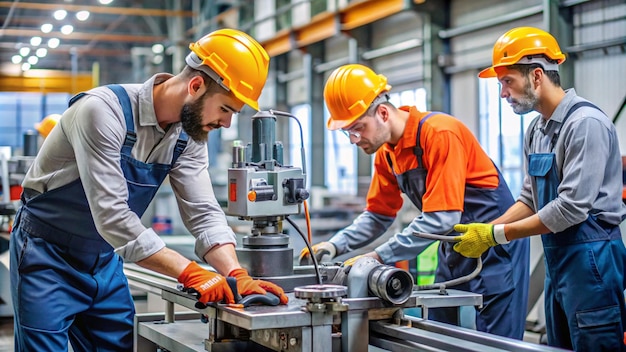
left=333, top=257, right=414, bottom=305
left=294, top=284, right=349, bottom=313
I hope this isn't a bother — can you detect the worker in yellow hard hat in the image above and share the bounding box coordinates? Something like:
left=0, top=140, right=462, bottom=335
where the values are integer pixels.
left=9, top=28, right=286, bottom=351
left=301, top=64, right=530, bottom=339
left=454, top=26, right=626, bottom=351
left=35, top=113, right=62, bottom=138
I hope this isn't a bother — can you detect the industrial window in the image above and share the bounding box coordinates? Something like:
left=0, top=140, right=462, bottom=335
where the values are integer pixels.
left=0, top=92, right=69, bottom=155
left=478, top=78, right=535, bottom=198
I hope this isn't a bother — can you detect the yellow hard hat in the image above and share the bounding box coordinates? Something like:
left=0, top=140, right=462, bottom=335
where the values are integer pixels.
left=35, top=114, right=62, bottom=138
left=324, top=64, right=391, bottom=131
left=185, top=28, right=270, bottom=111
left=479, top=27, right=566, bottom=78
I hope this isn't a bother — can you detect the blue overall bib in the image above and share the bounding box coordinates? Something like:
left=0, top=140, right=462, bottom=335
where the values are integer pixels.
left=529, top=102, right=626, bottom=351
left=10, top=84, right=188, bottom=351
left=386, top=112, right=530, bottom=339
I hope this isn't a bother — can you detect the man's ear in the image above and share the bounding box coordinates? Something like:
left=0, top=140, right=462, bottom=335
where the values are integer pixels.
left=378, top=104, right=390, bottom=122
left=188, top=75, right=205, bottom=97
left=532, top=68, right=543, bottom=87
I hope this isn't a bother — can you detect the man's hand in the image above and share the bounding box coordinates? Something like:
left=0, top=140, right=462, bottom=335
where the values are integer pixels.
left=178, top=261, right=235, bottom=304
left=452, top=223, right=500, bottom=258
left=298, top=242, right=337, bottom=265
left=342, top=254, right=365, bottom=267
left=229, top=268, right=289, bottom=305
left=342, top=252, right=381, bottom=267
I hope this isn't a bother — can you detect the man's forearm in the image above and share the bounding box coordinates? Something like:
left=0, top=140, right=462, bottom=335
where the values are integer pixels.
left=492, top=201, right=535, bottom=224
left=202, top=243, right=241, bottom=276
left=137, top=247, right=191, bottom=279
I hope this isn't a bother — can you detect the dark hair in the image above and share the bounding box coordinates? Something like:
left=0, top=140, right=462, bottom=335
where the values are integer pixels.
left=180, top=66, right=223, bottom=94
left=365, top=94, right=395, bottom=116
left=509, top=56, right=561, bottom=87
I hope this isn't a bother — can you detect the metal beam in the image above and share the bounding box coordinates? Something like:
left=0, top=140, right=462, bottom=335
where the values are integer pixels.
left=438, top=5, right=543, bottom=39
left=0, top=1, right=194, bottom=17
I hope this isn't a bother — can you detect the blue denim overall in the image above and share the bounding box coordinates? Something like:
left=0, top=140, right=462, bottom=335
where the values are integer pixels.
left=386, top=112, right=530, bottom=339
left=10, top=84, right=188, bottom=351
left=529, top=102, right=626, bottom=351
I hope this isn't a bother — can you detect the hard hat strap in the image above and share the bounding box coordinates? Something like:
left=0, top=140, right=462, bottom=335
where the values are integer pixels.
left=515, top=55, right=559, bottom=72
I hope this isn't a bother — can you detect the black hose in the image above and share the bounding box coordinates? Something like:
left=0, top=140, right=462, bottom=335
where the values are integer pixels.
left=411, top=232, right=482, bottom=293
left=286, top=216, right=323, bottom=285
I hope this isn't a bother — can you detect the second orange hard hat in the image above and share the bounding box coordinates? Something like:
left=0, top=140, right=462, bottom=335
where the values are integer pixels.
left=324, top=64, right=391, bottom=131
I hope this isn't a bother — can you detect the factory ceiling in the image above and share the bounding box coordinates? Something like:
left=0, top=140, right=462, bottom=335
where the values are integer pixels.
left=0, top=0, right=197, bottom=78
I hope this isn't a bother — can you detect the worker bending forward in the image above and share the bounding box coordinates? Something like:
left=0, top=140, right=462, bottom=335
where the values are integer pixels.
left=302, top=64, right=529, bottom=339
left=9, top=29, right=287, bottom=351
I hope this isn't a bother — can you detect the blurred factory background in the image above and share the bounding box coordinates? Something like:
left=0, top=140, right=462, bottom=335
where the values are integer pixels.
left=0, top=0, right=625, bottom=350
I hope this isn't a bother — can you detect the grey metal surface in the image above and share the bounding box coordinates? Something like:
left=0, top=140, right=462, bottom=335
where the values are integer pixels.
left=370, top=318, right=569, bottom=352
left=237, top=246, right=294, bottom=277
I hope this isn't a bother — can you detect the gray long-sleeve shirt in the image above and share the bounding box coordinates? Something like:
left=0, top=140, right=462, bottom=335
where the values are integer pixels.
left=518, top=89, right=626, bottom=232
left=23, top=74, right=237, bottom=263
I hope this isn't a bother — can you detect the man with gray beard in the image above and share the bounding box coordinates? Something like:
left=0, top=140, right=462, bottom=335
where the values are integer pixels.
left=455, top=26, right=626, bottom=351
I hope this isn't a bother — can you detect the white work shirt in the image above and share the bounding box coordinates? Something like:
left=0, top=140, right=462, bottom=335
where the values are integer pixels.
left=23, top=73, right=237, bottom=262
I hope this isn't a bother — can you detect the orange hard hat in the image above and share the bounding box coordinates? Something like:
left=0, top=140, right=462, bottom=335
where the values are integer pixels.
left=185, top=28, right=270, bottom=111
left=479, top=27, right=566, bottom=78
left=324, top=64, right=391, bottom=131
left=35, top=114, right=62, bottom=138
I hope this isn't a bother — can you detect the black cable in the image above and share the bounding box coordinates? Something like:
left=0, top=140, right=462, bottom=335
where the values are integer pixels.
left=269, top=109, right=307, bottom=187
left=286, top=215, right=323, bottom=285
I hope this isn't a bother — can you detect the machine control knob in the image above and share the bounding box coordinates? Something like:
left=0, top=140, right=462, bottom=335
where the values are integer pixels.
left=283, top=178, right=309, bottom=204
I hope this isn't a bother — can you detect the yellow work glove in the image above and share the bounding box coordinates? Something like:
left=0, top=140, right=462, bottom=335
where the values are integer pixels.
left=453, top=223, right=499, bottom=258
left=299, top=242, right=337, bottom=265
left=342, top=254, right=365, bottom=267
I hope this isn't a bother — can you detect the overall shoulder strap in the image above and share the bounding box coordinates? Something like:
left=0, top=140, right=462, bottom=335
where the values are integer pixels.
left=414, top=112, right=441, bottom=168
left=107, top=84, right=136, bottom=154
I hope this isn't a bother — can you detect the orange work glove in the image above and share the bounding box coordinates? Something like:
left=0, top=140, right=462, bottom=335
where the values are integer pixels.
left=229, top=268, right=289, bottom=305
left=178, top=261, right=235, bottom=305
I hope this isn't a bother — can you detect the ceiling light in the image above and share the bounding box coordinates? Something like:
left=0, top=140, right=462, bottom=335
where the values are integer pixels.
left=30, top=36, right=42, bottom=46
left=27, top=56, right=39, bottom=65
left=61, top=25, right=74, bottom=35
left=99, top=0, right=114, bottom=4
left=53, top=10, right=67, bottom=21
left=36, top=48, right=48, bottom=57
left=152, top=55, right=164, bottom=65
left=76, top=11, right=90, bottom=21
left=41, top=23, right=53, bottom=33
left=22, top=63, right=31, bottom=71
left=19, top=47, right=31, bottom=56
left=12, top=55, right=23, bottom=64
left=48, top=38, right=60, bottom=48
left=151, top=44, right=164, bottom=54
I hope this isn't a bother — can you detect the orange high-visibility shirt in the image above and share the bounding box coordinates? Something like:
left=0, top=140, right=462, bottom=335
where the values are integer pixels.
left=366, top=106, right=500, bottom=217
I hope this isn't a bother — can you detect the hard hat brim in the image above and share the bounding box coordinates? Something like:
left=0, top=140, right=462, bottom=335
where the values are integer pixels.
left=478, top=66, right=497, bottom=78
